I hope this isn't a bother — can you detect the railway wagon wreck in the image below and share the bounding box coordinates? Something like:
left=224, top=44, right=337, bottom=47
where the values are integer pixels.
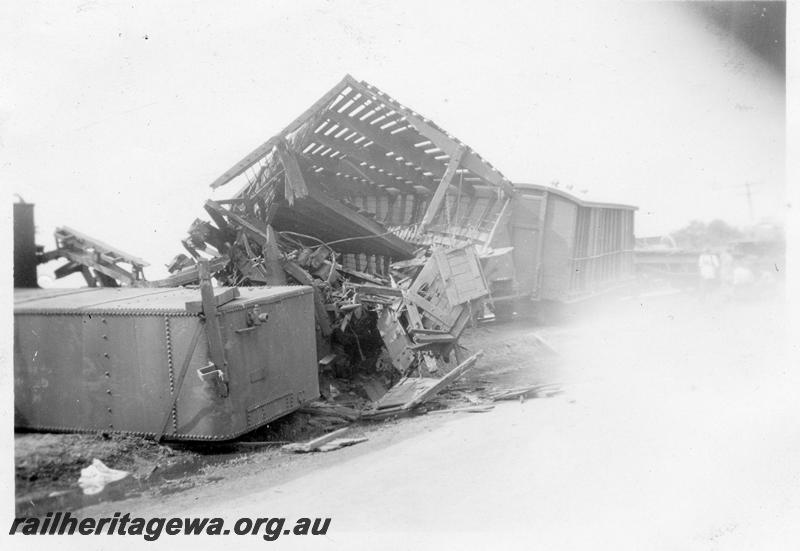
left=167, top=75, right=636, bottom=410
left=13, top=204, right=321, bottom=441
left=13, top=75, right=636, bottom=439
left=492, top=184, right=636, bottom=315
left=168, top=75, right=515, bottom=405
left=188, top=75, right=636, bottom=320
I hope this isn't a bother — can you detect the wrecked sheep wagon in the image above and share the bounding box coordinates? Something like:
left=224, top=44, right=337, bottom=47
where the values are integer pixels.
left=14, top=285, right=319, bottom=441
left=190, top=74, right=637, bottom=324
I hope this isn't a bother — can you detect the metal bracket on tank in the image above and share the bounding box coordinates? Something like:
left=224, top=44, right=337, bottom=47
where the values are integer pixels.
left=197, top=259, right=229, bottom=384
left=236, top=304, right=269, bottom=335
left=197, top=363, right=229, bottom=398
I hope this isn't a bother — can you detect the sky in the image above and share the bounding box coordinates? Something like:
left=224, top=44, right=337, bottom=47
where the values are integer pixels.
left=0, top=0, right=787, bottom=280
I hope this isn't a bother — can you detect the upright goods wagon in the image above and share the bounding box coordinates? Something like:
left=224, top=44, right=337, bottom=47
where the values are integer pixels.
left=490, top=184, right=636, bottom=315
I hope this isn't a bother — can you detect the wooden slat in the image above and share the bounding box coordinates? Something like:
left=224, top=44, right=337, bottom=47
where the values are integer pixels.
left=209, top=75, right=352, bottom=189
left=420, top=146, right=465, bottom=229
left=401, top=351, right=483, bottom=410
left=275, top=140, right=308, bottom=204
left=343, top=77, right=513, bottom=194
left=184, top=287, right=241, bottom=314
left=323, top=110, right=447, bottom=179
left=57, top=249, right=136, bottom=285
left=311, top=133, right=424, bottom=188
left=336, top=157, right=403, bottom=191
left=55, top=226, right=149, bottom=267
left=198, top=260, right=227, bottom=378
left=204, top=200, right=268, bottom=245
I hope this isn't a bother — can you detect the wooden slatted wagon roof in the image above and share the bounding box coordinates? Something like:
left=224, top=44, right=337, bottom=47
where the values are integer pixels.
left=209, top=74, right=512, bottom=197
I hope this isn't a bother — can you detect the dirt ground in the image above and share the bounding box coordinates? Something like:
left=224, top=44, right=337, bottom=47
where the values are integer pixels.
left=14, top=276, right=793, bottom=547
left=14, top=300, right=561, bottom=517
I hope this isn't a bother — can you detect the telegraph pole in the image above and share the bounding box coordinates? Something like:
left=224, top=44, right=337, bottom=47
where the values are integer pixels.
left=712, top=181, right=762, bottom=224
left=744, top=182, right=754, bottom=223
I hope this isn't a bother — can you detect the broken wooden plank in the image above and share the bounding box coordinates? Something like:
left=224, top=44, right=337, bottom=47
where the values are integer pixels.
left=404, top=292, right=454, bottom=328
left=57, top=249, right=137, bottom=286
left=197, top=260, right=228, bottom=386
left=307, top=416, right=350, bottom=430
left=390, top=256, right=427, bottom=270
left=411, top=332, right=457, bottom=345
left=53, top=261, right=83, bottom=280
left=373, top=378, right=438, bottom=410
left=428, top=404, right=494, bottom=414
left=81, top=266, right=97, bottom=287
left=210, top=75, right=353, bottom=189
left=408, top=328, right=453, bottom=335
left=204, top=200, right=269, bottom=246
left=276, top=140, right=309, bottom=204
left=337, top=266, right=388, bottom=285
left=360, top=406, right=413, bottom=420
left=490, top=383, right=562, bottom=401
left=360, top=378, right=388, bottom=402
left=312, top=285, right=333, bottom=337
left=151, top=255, right=230, bottom=287
left=318, top=353, right=338, bottom=368
left=233, top=441, right=290, bottom=448
left=281, top=259, right=313, bottom=285
left=401, top=350, right=484, bottom=411
left=54, top=226, right=149, bottom=267
left=298, top=401, right=361, bottom=422
left=352, top=284, right=403, bottom=297
left=280, top=260, right=331, bottom=335
left=419, top=146, right=466, bottom=229
left=262, top=225, right=288, bottom=285
left=377, top=308, right=416, bottom=373
left=184, top=287, right=240, bottom=314
left=281, top=427, right=350, bottom=453
left=317, top=437, right=367, bottom=452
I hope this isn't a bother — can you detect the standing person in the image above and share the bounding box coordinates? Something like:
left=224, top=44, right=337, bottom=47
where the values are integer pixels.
left=697, top=248, right=719, bottom=298
left=718, top=247, right=735, bottom=298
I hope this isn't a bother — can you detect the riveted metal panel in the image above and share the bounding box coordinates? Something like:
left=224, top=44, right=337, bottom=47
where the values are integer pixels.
left=14, top=286, right=319, bottom=440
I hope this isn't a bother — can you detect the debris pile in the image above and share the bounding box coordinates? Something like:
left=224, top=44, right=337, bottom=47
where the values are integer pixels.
left=153, top=75, right=522, bottom=414
left=40, top=226, right=149, bottom=287
left=28, top=75, right=528, bottom=420
left=162, top=196, right=492, bottom=413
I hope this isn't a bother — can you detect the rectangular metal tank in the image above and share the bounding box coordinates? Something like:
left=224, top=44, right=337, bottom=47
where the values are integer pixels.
left=14, top=286, right=319, bottom=441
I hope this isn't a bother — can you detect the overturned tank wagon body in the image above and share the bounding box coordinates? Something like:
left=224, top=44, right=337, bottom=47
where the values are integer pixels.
left=14, top=284, right=319, bottom=440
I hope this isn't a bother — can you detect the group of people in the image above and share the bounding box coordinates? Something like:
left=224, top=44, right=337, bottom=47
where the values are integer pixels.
left=697, top=247, right=759, bottom=297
